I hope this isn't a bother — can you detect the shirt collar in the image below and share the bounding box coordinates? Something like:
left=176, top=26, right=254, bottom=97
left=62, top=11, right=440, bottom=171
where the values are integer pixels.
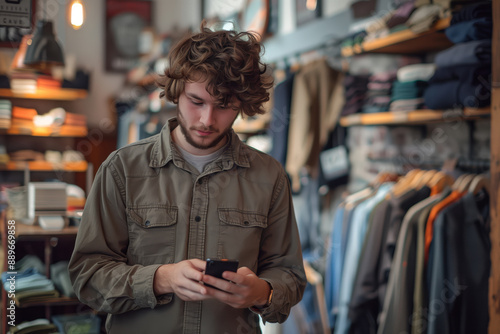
left=149, top=117, right=250, bottom=169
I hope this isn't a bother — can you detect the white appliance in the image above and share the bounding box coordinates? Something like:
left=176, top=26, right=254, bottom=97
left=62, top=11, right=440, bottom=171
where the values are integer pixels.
left=27, top=182, right=67, bottom=229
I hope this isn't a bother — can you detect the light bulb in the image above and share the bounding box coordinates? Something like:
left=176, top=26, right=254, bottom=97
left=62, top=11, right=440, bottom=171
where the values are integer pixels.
left=306, top=0, right=317, bottom=11
left=70, top=0, right=84, bottom=30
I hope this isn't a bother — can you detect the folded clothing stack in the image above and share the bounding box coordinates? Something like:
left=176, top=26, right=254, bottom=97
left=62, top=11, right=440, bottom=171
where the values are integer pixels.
left=0, top=99, right=11, bottom=129
left=36, top=74, right=62, bottom=90
left=340, top=74, right=370, bottom=116
left=1, top=268, right=59, bottom=305
left=424, top=2, right=492, bottom=110
left=424, top=64, right=491, bottom=109
left=389, top=63, right=435, bottom=111
left=1, top=255, right=76, bottom=306
left=445, top=1, right=492, bottom=44
left=10, top=71, right=37, bottom=94
left=362, top=72, right=397, bottom=113
left=10, top=106, right=38, bottom=133
left=9, top=319, right=58, bottom=334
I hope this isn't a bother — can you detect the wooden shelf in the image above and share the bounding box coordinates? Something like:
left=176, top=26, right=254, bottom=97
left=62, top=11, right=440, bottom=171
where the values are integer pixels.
left=339, top=107, right=491, bottom=126
left=3, top=124, right=88, bottom=137
left=0, top=160, right=88, bottom=172
left=0, top=88, right=88, bottom=101
left=16, top=296, right=80, bottom=308
left=14, top=223, right=79, bottom=237
left=341, top=17, right=453, bottom=57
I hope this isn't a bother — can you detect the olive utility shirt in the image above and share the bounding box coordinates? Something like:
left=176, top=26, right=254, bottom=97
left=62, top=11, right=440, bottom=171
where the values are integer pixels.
left=68, top=118, right=306, bottom=334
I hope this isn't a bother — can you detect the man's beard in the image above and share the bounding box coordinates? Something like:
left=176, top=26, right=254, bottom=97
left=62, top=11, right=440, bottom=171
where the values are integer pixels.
left=177, top=110, right=233, bottom=150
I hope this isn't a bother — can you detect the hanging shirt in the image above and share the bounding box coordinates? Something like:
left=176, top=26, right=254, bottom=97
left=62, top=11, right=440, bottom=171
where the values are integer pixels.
left=334, top=183, right=394, bottom=334
left=377, top=189, right=450, bottom=334
left=348, top=186, right=431, bottom=334
left=427, top=191, right=490, bottom=334
left=424, top=190, right=466, bottom=265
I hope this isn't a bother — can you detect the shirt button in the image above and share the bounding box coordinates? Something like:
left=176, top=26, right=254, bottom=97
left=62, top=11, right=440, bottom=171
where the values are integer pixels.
left=244, top=221, right=249, bottom=226
left=145, top=220, right=151, bottom=227
left=195, top=216, right=201, bottom=222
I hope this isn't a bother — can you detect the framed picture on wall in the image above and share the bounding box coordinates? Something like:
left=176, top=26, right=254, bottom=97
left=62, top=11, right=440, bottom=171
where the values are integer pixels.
left=0, top=0, right=35, bottom=48
left=296, top=0, right=321, bottom=27
left=105, top=0, right=152, bottom=72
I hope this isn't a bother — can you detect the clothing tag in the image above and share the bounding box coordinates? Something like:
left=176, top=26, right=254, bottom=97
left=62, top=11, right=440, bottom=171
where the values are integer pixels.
left=320, top=145, right=349, bottom=180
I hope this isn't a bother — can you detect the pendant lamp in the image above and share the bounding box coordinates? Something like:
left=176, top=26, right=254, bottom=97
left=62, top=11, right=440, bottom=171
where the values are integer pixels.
left=69, top=0, right=85, bottom=30
left=23, top=20, right=65, bottom=70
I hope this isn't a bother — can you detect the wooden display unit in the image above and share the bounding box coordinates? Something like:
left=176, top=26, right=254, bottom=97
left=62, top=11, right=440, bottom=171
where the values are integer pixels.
left=0, top=211, right=81, bottom=333
left=0, top=87, right=93, bottom=332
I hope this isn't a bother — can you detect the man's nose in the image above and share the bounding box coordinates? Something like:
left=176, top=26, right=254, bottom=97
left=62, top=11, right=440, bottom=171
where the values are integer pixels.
left=200, top=106, right=215, bottom=127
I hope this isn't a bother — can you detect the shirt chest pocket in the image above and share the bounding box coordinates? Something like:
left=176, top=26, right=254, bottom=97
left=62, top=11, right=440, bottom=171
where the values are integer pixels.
left=127, top=205, right=178, bottom=265
left=217, top=208, right=267, bottom=261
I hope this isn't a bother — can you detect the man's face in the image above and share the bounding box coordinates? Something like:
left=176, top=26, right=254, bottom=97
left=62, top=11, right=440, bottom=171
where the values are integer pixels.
left=176, top=80, right=240, bottom=155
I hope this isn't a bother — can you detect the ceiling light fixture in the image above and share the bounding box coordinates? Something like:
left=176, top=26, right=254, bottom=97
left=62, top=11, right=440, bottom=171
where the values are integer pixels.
left=69, top=0, right=85, bottom=30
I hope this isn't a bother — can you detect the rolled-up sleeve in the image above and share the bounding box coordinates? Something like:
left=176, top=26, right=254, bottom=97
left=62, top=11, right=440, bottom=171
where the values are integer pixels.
left=254, top=168, right=306, bottom=323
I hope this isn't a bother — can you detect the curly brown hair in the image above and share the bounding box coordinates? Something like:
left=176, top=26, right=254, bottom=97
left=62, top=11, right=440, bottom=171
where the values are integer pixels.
left=158, top=22, right=274, bottom=117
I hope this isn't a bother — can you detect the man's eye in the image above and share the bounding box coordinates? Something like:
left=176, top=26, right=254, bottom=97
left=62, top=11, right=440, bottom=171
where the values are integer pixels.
left=191, top=100, right=203, bottom=106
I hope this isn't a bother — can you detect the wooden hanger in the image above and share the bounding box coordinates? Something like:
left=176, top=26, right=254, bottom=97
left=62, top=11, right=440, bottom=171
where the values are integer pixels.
left=345, top=187, right=374, bottom=204
left=408, top=170, right=426, bottom=189
left=457, top=174, right=476, bottom=193
left=415, top=170, right=438, bottom=189
left=468, top=174, right=490, bottom=195
left=428, top=171, right=454, bottom=193
left=391, top=169, right=421, bottom=197
left=372, top=171, right=400, bottom=188
left=452, top=173, right=468, bottom=190
left=391, top=170, right=416, bottom=193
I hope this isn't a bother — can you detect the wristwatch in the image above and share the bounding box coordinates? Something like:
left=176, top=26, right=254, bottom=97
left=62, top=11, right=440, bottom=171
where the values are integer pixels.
left=264, top=285, right=274, bottom=307
left=251, top=282, right=273, bottom=311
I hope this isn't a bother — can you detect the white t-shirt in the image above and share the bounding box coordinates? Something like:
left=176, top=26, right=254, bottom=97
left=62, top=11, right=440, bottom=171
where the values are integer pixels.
left=175, top=143, right=228, bottom=173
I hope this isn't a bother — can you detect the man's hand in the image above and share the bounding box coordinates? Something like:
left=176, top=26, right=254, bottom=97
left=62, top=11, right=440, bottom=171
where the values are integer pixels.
left=202, top=266, right=271, bottom=309
left=153, top=259, right=209, bottom=301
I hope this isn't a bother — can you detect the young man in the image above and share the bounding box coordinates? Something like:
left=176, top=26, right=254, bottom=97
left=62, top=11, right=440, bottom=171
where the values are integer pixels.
left=69, top=23, right=306, bottom=334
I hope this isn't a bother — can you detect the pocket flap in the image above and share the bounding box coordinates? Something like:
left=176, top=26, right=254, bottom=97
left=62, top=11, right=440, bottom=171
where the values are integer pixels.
left=127, top=205, right=178, bottom=228
left=218, top=208, right=267, bottom=228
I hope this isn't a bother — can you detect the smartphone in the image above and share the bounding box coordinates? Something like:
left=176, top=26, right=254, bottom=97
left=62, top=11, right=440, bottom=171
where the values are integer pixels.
left=204, top=258, right=239, bottom=290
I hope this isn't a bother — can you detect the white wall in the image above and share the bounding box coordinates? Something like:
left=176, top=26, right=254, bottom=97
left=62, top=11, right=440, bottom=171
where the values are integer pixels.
left=203, top=0, right=245, bottom=19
